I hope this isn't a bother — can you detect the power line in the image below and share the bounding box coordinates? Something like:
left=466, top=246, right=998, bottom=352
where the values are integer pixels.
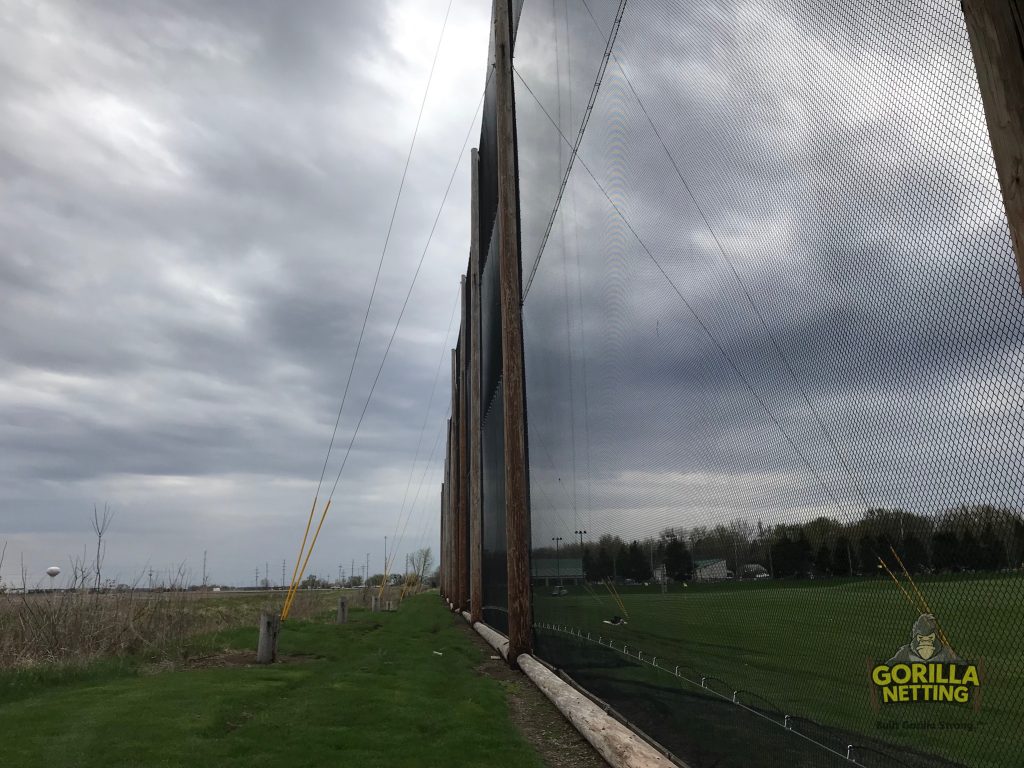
left=307, top=0, right=455, bottom=516
left=284, top=76, right=488, bottom=611
left=284, top=0, right=455, bottom=613
left=388, top=409, right=450, bottom=576
left=522, top=0, right=628, bottom=297
left=513, top=67, right=848, bottom=517
left=577, top=0, right=870, bottom=516
left=406, top=410, right=452, bottom=560
left=384, top=289, right=462, bottom=577
left=323, top=85, right=487, bottom=504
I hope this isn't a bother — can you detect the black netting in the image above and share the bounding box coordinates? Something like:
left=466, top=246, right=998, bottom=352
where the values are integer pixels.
left=482, top=379, right=508, bottom=633
left=479, top=72, right=499, bottom=263
left=513, top=0, right=1024, bottom=767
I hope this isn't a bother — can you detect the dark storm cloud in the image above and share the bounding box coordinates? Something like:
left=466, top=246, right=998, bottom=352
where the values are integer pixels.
left=0, top=0, right=489, bottom=585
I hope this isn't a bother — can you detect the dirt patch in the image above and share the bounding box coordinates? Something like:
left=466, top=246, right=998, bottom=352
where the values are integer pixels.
left=180, top=651, right=320, bottom=670
left=452, top=616, right=608, bottom=768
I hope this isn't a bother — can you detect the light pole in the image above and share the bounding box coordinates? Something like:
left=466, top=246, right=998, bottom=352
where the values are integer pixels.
left=574, top=530, right=587, bottom=582
left=552, top=537, right=563, bottom=588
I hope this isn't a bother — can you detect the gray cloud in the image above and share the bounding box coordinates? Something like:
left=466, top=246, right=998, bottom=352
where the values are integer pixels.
left=1, top=0, right=489, bottom=586
left=514, top=0, right=1024, bottom=548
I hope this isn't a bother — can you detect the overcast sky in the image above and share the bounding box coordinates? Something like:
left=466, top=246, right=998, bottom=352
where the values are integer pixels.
left=4, top=0, right=1024, bottom=591
left=511, top=0, right=1024, bottom=548
left=1, top=0, right=490, bottom=588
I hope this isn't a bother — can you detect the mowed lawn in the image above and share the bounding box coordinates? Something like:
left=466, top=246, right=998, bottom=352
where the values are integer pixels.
left=534, top=574, right=1024, bottom=768
left=0, top=594, right=545, bottom=768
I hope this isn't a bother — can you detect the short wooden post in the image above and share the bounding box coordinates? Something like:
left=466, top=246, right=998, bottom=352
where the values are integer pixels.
left=494, top=0, right=533, bottom=664
left=371, top=595, right=380, bottom=613
left=336, top=597, right=348, bottom=624
left=256, top=611, right=280, bottom=664
left=962, top=0, right=1024, bottom=291
left=469, top=148, right=484, bottom=624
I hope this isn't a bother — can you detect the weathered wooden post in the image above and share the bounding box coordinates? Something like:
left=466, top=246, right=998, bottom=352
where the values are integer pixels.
left=458, top=278, right=471, bottom=613
left=440, top=478, right=447, bottom=600
left=371, top=595, right=381, bottom=613
left=336, top=597, right=348, bottom=624
left=962, top=0, right=1024, bottom=291
left=469, top=148, right=484, bottom=625
left=256, top=611, right=280, bottom=664
left=494, top=0, right=533, bottom=664
left=450, top=348, right=461, bottom=609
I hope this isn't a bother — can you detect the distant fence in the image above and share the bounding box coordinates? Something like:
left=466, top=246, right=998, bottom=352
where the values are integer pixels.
left=441, top=2, right=1024, bottom=767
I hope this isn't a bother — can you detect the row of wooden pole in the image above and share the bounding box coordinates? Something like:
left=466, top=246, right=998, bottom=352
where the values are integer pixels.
left=440, top=0, right=532, bottom=665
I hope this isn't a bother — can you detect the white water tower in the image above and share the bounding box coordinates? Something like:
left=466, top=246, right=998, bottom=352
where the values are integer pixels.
left=46, top=565, right=61, bottom=589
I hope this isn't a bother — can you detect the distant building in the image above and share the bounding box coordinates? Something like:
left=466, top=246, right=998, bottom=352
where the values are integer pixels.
left=532, top=557, right=584, bottom=586
left=693, top=558, right=728, bottom=582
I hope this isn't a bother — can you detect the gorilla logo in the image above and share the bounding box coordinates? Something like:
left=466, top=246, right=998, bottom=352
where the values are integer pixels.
left=887, top=613, right=957, bottom=664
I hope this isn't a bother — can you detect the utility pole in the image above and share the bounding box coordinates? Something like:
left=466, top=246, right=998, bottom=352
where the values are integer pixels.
left=366, top=553, right=370, bottom=584
left=255, top=568, right=259, bottom=588
left=202, top=550, right=208, bottom=589
left=338, top=563, right=342, bottom=585
left=552, top=537, right=563, bottom=588
left=495, top=0, right=533, bottom=664
left=469, top=146, right=484, bottom=624
left=384, top=536, right=388, bottom=579
left=575, top=530, right=587, bottom=583
left=282, top=560, right=286, bottom=589
left=351, top=558, right=355, bottom=586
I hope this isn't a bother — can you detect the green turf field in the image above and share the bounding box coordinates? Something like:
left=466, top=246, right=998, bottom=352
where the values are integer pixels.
left=533, top=574, right=1023, bottom=768
left=0, top=594, right=545, bottom=768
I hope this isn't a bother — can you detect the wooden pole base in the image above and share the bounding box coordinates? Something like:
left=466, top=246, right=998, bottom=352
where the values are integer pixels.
left=336, top=597, right=348, bottom=624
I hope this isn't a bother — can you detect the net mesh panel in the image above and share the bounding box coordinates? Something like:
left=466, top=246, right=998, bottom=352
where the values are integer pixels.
left=480, top=58, right=508, bottom=629
left=463, top=283, right=473, bottom=601
left=513, top=1, right=1024, bottom=766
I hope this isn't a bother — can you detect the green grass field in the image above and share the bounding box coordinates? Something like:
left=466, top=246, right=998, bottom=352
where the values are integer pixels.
left=534, top=574, right=1023, bottom=768
left=0, top=594, right=545, bottom=768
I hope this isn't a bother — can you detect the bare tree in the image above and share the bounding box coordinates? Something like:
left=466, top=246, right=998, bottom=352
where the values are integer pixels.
left=410, top=547, right=434, bottom=591
left=92, top=503, right=115, bottom=591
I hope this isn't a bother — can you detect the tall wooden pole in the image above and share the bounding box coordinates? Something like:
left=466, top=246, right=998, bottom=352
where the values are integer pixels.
left=494, top=0, right=532, bottom=662
left=444, top=418, right=452, bottom=599
left=469, top=149, right=484, bottom=623
left=962, top=0, right=1024, bottom=292
left=458, top=278, right=470, bottom=611
left=450, top=350, right=459, bottom=605
left=439, top=481, right=446, bottom=596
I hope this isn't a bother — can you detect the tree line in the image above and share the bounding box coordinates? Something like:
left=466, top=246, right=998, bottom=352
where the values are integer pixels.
left=533, top=505, right=1024, bottom=582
